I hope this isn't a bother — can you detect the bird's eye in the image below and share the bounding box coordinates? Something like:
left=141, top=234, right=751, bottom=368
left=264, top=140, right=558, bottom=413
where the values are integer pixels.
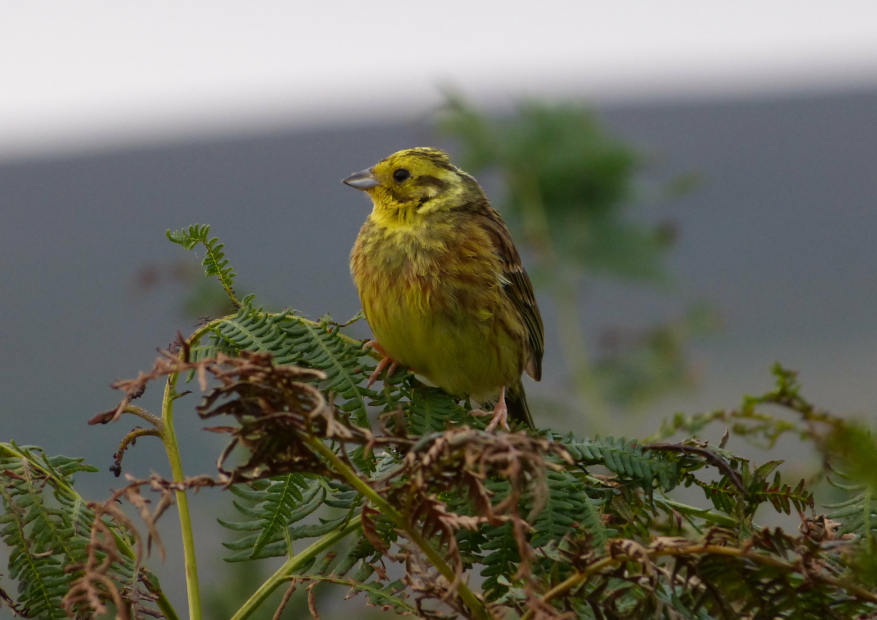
left=393, top=168, right=410, bottom=183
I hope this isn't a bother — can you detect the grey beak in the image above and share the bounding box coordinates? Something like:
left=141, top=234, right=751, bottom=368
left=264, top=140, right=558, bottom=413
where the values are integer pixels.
left=342, top=168, right=380, bottom=190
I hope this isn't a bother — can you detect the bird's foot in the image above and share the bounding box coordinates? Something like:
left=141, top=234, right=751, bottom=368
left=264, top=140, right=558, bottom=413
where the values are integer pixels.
left=471, top=387, right=510, bottom=432
left=364, top=340, right=400, bottom=388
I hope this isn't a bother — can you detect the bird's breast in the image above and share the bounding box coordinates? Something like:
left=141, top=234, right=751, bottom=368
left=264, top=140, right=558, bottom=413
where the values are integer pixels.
left=350, top=218, right=519, bottom=396
left=352, top=219, right=499, bottom=318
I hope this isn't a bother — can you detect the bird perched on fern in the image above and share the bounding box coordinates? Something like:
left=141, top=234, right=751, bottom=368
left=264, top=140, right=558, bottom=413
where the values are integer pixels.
left=345, top=148, right=544, bottom=431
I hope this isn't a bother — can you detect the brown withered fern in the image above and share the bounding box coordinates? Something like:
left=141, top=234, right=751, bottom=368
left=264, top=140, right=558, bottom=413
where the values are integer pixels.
left=195, top=351, right=337, bottom=483
left=4, top=226, right=877, bottom=620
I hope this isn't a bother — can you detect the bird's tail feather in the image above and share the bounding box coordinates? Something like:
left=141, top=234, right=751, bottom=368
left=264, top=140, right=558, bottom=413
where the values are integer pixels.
left=507, top=384, right=535, bottom=429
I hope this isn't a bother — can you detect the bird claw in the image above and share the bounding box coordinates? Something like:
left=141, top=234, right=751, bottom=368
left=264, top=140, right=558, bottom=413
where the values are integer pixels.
left=368, top=358, right=399, bottom=388
left=471, top=387, right=510, bottom=432
left=363, top=340, right=386, bottom=357
left=364, top=341, right=400, bottom=388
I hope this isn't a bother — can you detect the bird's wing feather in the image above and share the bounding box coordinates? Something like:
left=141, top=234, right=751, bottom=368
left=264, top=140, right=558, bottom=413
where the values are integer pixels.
left=477, top=208, right=544, bottom=381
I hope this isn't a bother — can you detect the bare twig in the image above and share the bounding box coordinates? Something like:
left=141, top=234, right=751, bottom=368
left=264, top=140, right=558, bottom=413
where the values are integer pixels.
left=272, top=581, right=297, bottom=620
left=0, top=584, right=23, bottom=616
left=306, top=583, right=321, bottom=620
left=111, top=427, right=162, bottom=477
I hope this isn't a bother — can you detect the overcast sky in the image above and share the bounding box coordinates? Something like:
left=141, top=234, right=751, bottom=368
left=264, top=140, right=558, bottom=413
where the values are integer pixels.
left=2, top=1, right=877, bottom=160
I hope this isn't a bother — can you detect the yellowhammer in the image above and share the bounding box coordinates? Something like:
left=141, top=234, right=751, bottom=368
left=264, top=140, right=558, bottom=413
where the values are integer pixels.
left=345, top=148, right=544, bottom=431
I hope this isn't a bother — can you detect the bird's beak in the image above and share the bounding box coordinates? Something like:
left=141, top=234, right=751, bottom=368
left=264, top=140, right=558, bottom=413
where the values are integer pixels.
left=342, top=168, right=380, bottom=190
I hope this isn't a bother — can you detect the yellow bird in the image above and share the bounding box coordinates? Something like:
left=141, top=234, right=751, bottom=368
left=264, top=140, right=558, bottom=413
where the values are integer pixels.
left=345, top=148, right=544, bottom=431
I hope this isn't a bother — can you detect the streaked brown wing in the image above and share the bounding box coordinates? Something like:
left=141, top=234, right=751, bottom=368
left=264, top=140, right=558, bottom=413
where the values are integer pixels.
left=476, top=208, right=545, bottom=381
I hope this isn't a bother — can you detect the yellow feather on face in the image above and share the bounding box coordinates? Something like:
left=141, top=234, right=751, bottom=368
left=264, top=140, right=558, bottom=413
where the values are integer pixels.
left=346, top=148, right=544, bottom=427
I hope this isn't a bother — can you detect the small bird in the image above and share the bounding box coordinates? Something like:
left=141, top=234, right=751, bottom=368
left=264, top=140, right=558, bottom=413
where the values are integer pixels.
left=345, top=148, right=544, bottom=431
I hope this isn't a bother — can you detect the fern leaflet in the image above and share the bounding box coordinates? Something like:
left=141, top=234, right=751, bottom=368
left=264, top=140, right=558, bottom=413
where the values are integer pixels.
left=279, top=314, right=376, bottom=427
left=167, top=223, right=239, bottom=308
left=827, top=487, right=877, bottom=542
left=560, top=434, right=680, bottom=492
left=0, top=444, right=136, bottom=619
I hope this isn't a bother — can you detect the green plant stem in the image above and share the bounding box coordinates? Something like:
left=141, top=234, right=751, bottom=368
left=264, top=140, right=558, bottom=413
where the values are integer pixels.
left=160, top=375, right=202, bottom=620
left=122, top=405, right=164, bottom=428
left=278, top=574, right=416, bottom=614
left=304, top=436, right=491, bottom=620
left=0, top=442, right=32, bottom=461
left=188, top=319, right=222, bottom=346
left=230, top=517, right=363, bottom=620
left=154, top=586, right=182, bottom=620
left=154, top=314, right=372, bottom=620
left=138, top=314, right=382, bottom=620
left=657, top=498, right=737, bottom=528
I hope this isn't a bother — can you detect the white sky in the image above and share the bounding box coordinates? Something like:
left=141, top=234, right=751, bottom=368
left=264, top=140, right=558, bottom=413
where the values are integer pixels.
left=2, top=1, right=877, bottom=160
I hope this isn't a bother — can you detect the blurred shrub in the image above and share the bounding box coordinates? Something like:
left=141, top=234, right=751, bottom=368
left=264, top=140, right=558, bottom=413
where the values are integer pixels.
left=440, top=95, right=714, bottom=425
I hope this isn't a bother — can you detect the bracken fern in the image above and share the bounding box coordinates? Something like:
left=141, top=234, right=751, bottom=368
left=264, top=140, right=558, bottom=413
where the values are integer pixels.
left=4, top=227, right=877, bottom=620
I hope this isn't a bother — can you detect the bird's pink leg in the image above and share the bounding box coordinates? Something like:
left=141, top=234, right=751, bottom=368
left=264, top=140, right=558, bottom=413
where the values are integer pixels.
left=364, top=340, right=400, bottom=388
left=471, top=386, right=510, bottom=432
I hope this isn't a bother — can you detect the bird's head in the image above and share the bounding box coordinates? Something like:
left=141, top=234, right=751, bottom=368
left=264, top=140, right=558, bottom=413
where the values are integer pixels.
left=343, top=148, right=479, bottom=226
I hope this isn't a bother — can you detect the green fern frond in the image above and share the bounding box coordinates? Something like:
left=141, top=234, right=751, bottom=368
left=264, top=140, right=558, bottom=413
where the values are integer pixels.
left=219, top=473, right=365, bottom=563
left=330, top=535, right=377, bottom=578
left=191, top=300, right=377, bottom=428
left=476, top=476, right=523, bottom=599
left=0, top=501, right=68, bottom=619
left=693, top=476, right=742, bottom=515
left=166, top=223, right=210, bottom=251
left=353, top=578, right=411, bottom=613
left=322, top=480, right=359, bottom=510
left=278, top=315, right=376, bottom=428
left=287, top=515, right=351, bottom=543
left=480, top=521, right=521, bottom=600
left=370, top=376, right=474, bottom=437
left=249, top=474, right=309, bottom=556
left=405, top=385, right=471, bottom=434
left=350, top=560, right=376, bottom=583
left=167, top=224, right=239, bottom=308
left=693, top=460, right=812, bottom=519
left=0, top=444, right=136, bottom=619
left=754, top=471, right=813, bottom=515
left=827, top=488, right=877, bottom=542
left=693, top=549, right=875, bottom=619
left=194, top=296, right=301, bottom=366
left=531, top=469, right=614, bottom=549
left=560, top=434, right=680, bottom=492
left=368, top=369, right=407, bottom=416
left=219, top=475, right=322, bottom=562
